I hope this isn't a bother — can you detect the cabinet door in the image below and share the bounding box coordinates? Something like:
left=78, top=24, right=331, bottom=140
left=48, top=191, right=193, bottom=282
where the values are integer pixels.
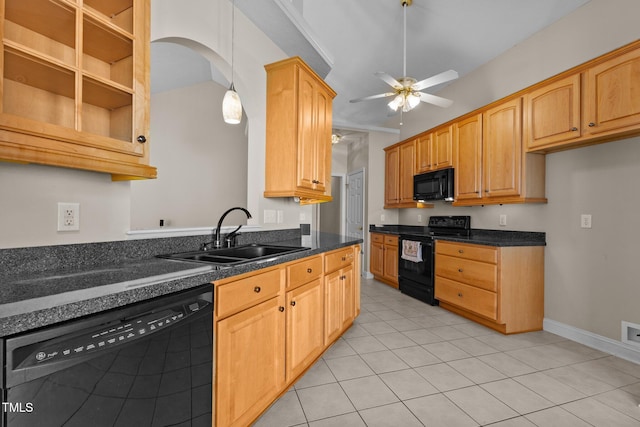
left=370, top=241, right=385, bottom=277
left=286, top=279, right=324, bottom=382
left=383, top=243, right=398, bottom=284
left=297, top=69, right=318, bottom=192
left=342, top=265, right=355, bottom=330
left=384, top=146, right=400, bottom=206
left=415, top=133, right=432, bottom=173
left=314, top=85, right=332, bottom=194
left=585, top=48, right=640, bottom=135
left=399, top=140, right=416, bottom=203
left=433, top=125, right=453, bottom=169
left=324, top=269, right=343, bottom=344
left=217, top=296, right=286, bottom=427
left=525, top=74, right=581, bottom=150
left=483, top=98, right=522, bottom=198
left=454, top=114, right=483, bottom=201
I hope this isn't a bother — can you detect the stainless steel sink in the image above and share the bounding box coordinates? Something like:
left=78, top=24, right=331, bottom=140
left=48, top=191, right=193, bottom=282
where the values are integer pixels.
left=158, top=244, right=309, bottom=266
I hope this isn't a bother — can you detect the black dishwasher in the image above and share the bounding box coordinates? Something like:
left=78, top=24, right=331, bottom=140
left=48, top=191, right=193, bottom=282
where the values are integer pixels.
left=1, top=285, right=213, bottom=427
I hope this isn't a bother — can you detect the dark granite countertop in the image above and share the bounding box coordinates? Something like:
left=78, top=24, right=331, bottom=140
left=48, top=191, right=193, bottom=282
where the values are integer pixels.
left=0, top=230, right=362, bottom=337
left=369, top=225, right=545, bottom=246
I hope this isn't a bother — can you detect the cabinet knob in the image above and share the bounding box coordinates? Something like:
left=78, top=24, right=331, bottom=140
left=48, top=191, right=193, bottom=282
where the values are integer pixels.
left=458, top=249, right=464, bottom=253
left=136, top=135, right=147, bottom=143
left=458, top=292, right=463, bottom=297
left=588, top=122, right=596, bottom=127
left=571, top=127, right=578, bottom=131
left=342, top=256, right=347, bottom=261
left=307, top=268, right=313, bottom=273
left=254, top=286, right=261, bottom=293
left=458, top=268, right=464, bottom=273
left=279, top=306, right=285, bottom=312
left=291, top=301, right=296, bottom=306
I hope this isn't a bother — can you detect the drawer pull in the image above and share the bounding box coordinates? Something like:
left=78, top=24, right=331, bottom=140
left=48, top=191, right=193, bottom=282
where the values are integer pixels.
left=458, top=249, right=464, bottom=253
left=307, top=268, right=313, bottom=273
left=458, top=268, right=463, bottom=273
left=342, top=256, right=347, bottom=261
left=458, top=292, right=463, bottom=297
left=291, top=301, right=296, bottom=306
left=254, top=286, right=261, bottom=293
left=279, top=306, right=285, bottom=312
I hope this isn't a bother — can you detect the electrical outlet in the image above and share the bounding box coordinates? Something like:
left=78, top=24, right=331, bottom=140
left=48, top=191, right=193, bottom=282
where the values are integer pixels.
left=417, top=214, right=422, bottom=222
left=499, top=214, right=507, bottom=226
left=581, top=214, right=592, bottom=229
left=58, top=202, right=80, bottom=231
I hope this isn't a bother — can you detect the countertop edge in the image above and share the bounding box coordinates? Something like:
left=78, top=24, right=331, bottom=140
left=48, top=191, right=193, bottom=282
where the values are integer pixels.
left=0, top=238, right=362, bottom=338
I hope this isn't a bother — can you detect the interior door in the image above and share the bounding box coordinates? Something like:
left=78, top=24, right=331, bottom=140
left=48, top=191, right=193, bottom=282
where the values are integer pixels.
left=346, top=169, right=365, bottom=275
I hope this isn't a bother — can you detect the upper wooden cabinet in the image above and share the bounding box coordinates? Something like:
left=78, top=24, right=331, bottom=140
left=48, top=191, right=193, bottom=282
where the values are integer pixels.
left=384, top=140, right=432, bottom=208
left=0, top=0, right=156, bottom=180
left=454, top=99, right=546, bottom=206
left=584, top=47, right=640, bottom=137
left=415, top=125, right=453, bottom=174
left=526, top=41, right=640, bottom=153
left=525, top=74, right=582, bottom=150
left=453, top=114, right=483, bottom=202
left=264, top=56, right=336, bottom=204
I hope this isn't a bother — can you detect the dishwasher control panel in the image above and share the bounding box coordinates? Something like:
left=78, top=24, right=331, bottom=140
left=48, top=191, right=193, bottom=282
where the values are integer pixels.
left=18, top=297, right=210, bottom=369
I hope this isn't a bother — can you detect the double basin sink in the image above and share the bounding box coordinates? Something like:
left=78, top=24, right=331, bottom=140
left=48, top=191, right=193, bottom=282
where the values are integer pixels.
left=158, top=243, right=309, bottom=267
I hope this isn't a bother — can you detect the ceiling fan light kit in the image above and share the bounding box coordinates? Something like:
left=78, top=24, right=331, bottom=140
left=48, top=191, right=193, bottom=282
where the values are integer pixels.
left=350, top=0, right=458, bottom=119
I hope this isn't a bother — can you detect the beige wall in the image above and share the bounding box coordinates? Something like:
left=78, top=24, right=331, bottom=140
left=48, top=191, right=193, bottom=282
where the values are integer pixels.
left=395, top=0, right=640, bottom=342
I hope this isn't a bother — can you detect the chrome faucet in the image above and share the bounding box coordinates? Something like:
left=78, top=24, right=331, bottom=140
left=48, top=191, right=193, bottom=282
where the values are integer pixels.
left=213, top=207, right=252, bottom=249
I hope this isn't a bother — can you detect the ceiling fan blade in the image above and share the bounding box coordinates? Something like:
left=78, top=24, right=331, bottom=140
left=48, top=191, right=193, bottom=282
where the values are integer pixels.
left=418, top=92, right=454, bottom=108
left=374, top=72, right=403, bottom=89
left=350, top=92, right=396, bottom=103
left=412, top=70, right=459, bottom=91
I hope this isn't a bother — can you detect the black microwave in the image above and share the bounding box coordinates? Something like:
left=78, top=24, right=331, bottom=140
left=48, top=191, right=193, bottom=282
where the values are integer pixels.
left=414, top=168, right=454, bottom=202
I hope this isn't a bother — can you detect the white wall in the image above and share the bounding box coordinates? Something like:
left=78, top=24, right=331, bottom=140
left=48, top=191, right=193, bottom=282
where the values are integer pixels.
left=130, top=80, right=248, bottom=230
left=395, top=0, right=640, bottom=342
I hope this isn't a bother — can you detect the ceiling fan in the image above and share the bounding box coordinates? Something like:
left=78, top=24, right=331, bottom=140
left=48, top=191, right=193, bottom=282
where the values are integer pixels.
left=350, top=0, right=458, bottom=116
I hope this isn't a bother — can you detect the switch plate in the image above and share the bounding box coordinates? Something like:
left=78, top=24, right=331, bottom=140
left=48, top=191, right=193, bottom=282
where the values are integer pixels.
left=499, top=214, right=507, bottom=226
left=417, top=214, right=422, bottom=222
left=276, top=210, right=284, bottom=224
left=264, top=209, right=276, bottom=224
left=581, top=214, right=592, bottom=229
left=58, top=202, right=80, bottom=231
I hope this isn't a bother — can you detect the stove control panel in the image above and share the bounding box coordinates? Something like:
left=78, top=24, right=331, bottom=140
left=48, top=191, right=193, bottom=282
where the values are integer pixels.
left=428, top=215, right=471, bottom=230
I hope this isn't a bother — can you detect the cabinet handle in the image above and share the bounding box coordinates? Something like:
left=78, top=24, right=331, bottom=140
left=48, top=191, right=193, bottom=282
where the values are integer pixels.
left=342, top=256, right=347, bottom=261
left=291, top=301, right=296, bottom=306
left=254, top=286, right=261, bottom=293
left=279, top=306, right=285, bottom=312
left=312, top=179, right=320, bottom=184
left=458, top=292, right=463, bottom=297
left=588, top=122, right=596, bottom=127
left=458, top=249, right=464, bottom=253
left=458, top=268, right=463, bottom=273
left=307, top=268, right=313, bottom=273
left=136, top=135, right=147, bottom=143
left=571, top=127, right=578, bottom=131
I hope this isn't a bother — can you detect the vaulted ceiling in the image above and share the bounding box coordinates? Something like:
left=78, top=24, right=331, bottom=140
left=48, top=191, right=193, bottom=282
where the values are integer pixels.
left=152, top=0, right=590, bottom=132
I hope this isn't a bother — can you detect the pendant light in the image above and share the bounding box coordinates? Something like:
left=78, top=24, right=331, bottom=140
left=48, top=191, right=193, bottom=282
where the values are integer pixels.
left=222, top=0, right=242, bottom=124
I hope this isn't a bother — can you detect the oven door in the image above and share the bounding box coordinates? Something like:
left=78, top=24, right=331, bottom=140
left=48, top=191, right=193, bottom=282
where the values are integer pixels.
left=398, top=237, right=433, bottom=283
left=398, top=236, right=438, bottom=305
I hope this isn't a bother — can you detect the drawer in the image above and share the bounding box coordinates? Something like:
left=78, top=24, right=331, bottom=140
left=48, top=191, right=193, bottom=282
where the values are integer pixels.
left=216, top=268, right=282, bottom=319
left=435, top=276, right=498, bottom=320
left=325, top=246, right=354, bottom=273
left=371, top=233, right=384, bottom=244
left=435, top=254, right=497, bottom=292
left=287, top=255, right=323, bottom=289
left=384, top=235, right=398, bottom=245
left=436, top=241, right=497, bottom=264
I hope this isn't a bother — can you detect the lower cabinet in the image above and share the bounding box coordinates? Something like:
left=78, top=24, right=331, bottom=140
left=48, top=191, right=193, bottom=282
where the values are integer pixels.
left=214, top=245, right=360, bottom=427
left=435, top=240, right=544, bottom=334
left=370, top=232, right=399, bottom=288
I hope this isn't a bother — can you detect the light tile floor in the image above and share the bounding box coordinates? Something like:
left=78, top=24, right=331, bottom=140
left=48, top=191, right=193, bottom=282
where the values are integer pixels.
left=253, top=278, right=640, bottom=426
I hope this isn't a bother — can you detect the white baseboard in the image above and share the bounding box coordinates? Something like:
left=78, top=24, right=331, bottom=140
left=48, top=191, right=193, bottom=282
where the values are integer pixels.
left=363, top=271, right=374, bottom=280
left=544, top=318, right=640, bottom=364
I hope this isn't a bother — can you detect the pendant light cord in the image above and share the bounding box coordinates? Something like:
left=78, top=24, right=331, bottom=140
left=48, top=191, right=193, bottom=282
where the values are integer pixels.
left=402, top=2, right=407, bottom=78
left=231, top=0, right=235, bottom=89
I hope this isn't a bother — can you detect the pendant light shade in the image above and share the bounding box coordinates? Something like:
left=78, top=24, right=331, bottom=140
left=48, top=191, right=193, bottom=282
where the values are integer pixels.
left=222, top=83, right=242, bottom=124
left=222, top=0, right=242, bottom=124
